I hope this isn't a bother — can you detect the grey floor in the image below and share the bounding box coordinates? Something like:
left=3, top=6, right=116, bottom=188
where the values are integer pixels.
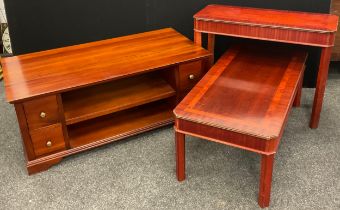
left=0, top=71, right=339, bottom=210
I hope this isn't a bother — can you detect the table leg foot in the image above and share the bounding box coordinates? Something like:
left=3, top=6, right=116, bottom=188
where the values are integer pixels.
left=258, top=154, right=275, bottom=208
left=27, top=157, right=63, bottom=175
left=176, top=131, right=185, bottom=181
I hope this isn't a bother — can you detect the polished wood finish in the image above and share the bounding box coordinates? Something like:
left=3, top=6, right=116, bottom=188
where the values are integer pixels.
left=258, top=154, right=275, bottom=208
left=195, top=5, right=338, bottom=32
left=331, top=0, right=340, bottom=60
left=23, top=95, right=60, bottom=130
left=175, top=46, right=307, bottom=140
left=175, top=130, right=185, bottom=181
left=14, top=104, right=35, bottom=161
left=30, top=123, right=66, bottom=157
left=194, top=4, right=338, bottom=47
left=68, top=100, right=173, bottom=148
left=178, top=60, right=204, bottom=92
left=63, top=74, right=176, bottom=125
left=293, top=70, right=305, bottom=107
left=174, top=45, right=307, bottom=208
left=3, top=28, right=210, bottom=174
left=311, top=47, right=333, bottom=128
left=194, top=4, right=338, bottom=129
left=2, top=28, right=210, bottom=103
left=27, top=158, right=63, bottom=175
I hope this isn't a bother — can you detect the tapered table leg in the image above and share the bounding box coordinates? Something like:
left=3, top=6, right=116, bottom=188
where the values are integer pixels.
left=258, top=154, right=275, bottom=208
left=310, top=47, right=332, bottom=129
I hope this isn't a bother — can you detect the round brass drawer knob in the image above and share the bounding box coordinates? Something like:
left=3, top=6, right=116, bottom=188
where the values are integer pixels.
left=40, top=112, right=46, bottom=118
left=189, top=74, right=195, bottom=80
left=46, top=141, right=52, bottom=147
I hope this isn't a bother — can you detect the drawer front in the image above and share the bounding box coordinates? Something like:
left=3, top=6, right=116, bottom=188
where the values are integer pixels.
left=30, top=123, right=66, bottom=157
left=179, top=60, right=204, bottom=91
left=24, top=95, right=60, bottom=130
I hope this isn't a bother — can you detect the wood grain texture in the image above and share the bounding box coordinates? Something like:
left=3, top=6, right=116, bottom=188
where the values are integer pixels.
left=174, top=45, right=308, bottom=140
left=2, top=28, right=210, bottom=103
left=331, top=0, right=340, bottom=60
left=193, top=4, right=338, bottom=129
left=194, top=19, right=336, bottom=48
left=194, top=4, right=338, bottom=32
left=63, top=74, right=176, bottom=125
left=29, top=123, right=66, bottom=157
left=194, top=5, right=338, bottom=47
left=175, top=119, right=278, bottom=155
left=178, top=60, right=203, bottom=92
left=175, top=130, right=185, bottom=181
left=23, top=95, right=60, bottom=130
left=14, top=104, right=36, bottom=161
left=258, top=154, right=275, bottom=208
left=68, top=100, right=174, bottom=148
left=310, top=47, right=333, bottom=128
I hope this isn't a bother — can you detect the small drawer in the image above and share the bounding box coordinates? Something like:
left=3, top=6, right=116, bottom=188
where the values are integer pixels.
left=24, top=95, right=60, bottom=130
left=179, top=60, right=204, bottom=91
left=30, top=123, right=66, bottom=157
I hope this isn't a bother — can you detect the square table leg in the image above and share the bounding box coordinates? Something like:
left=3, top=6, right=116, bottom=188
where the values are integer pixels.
left=194, top=31, right=202, bottom=46
left=293, top=71, right=304, bottom=107
left=310, top=47, right=333, bottom=129
left=258, top=154, right=275, bottom=208
left=207, top=34, right=215, bottom=66
left=176, top=131, right=186, bottom=181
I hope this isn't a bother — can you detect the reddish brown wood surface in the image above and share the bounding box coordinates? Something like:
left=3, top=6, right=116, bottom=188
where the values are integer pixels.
left=175, top=130, right=185, bottom=181
left=2, top=28, right=210, bottom=103
left=63, top=74, right=176, bottom=125
left=258, top=154, right=275, bottom=208
left=331, top=0, right=340, bottom=60
left=194, top=4, right=338, bottom=32
left=29, top=123, right=66, bottom=157
left=310, top=47, right=333, bottom=128
left=178, top=60, right=204, bottom=92
left=193, top=4, right=338, bottom=129
left=174, top=45, right=307, bottom=140
left=23, top=95, right=60, bottom=130
left=68, top=100, right=174, bottom=148
left=174, top=44, right=306, bottom=208
left=14, top=104, right=36, bottom=161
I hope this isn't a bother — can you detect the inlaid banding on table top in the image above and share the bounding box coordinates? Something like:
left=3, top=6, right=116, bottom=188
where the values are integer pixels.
left=174, top=45, right=308, bottom=140
left=194, top=4, right=339, bottom=33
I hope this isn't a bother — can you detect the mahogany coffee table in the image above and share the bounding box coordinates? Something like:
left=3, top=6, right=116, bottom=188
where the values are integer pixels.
left=174, top=44, right=307, bottom=208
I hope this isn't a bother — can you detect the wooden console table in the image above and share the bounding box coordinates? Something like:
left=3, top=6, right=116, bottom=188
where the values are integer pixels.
left=194, top=4, right=338, bottom=129
left=1, top=28, right=211, bottom=174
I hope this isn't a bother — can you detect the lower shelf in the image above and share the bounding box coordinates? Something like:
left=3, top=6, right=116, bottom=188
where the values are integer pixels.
left=67, top=100, right=174, bottom=148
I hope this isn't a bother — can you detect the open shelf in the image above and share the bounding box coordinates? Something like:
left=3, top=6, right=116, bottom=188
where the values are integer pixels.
left=62, top=74, right=176, bottom=125
left=67, top=100, right=174, bottom=148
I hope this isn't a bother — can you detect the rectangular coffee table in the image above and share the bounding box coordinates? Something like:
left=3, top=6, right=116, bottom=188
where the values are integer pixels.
left=174, top=44, right=308, bottom=208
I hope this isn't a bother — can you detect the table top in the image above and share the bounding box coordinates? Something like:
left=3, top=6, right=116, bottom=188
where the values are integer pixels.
left=194, top=4, right=338, bottom=33
left=2, top=28, right=210, bottom=103
left=174, top=44, right=308, bottom=140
